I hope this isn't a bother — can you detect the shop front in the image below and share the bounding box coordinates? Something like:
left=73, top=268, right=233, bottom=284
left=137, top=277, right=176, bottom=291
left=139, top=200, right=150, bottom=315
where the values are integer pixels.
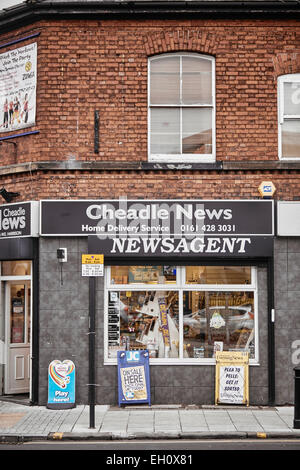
left=39, top=199, right=275, bottom=406
left=0, top=202, right=39, bottom=403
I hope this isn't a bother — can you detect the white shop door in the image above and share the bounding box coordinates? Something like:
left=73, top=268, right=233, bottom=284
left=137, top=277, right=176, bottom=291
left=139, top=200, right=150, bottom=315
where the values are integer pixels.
left=5, top=281, right=31, bottom=394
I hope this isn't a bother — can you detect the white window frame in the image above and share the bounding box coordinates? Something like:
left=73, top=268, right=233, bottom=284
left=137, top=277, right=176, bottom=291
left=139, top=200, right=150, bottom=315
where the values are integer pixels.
left=148, top=53, right=216, bottom=163
left=278, top=73, right=300, bottom=160
left=104, top=266, right=258, bottom=366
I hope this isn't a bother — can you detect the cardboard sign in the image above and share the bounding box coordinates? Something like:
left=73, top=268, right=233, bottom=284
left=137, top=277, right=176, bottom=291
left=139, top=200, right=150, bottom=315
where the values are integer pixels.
left=215, top=351, right=249, bottom=406
left=117, top=350, right=151, bottom=407
left=47, top=359, right=76, bottom=409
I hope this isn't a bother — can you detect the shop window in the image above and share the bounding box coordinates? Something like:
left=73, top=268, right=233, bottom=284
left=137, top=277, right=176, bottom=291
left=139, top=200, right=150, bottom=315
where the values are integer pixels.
left=110, top=265, right=177, bottom=284
left=105, top=265, right=257, bottom=364
left=1, top=260, right=31, bottom=276
left=185, top=266, right=251, bottom=285
left=278, top=74, right=300, bottom=159
left=148, top=53, right=215, bottom=163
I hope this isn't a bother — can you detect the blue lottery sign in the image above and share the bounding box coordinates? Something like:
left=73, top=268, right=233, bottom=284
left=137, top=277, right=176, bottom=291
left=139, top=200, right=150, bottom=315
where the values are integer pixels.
left=47, top=359, right=76, bottom=409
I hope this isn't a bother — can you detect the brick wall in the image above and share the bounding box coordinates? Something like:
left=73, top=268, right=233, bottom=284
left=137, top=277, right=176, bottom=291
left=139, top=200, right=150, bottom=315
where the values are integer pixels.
left=1, top=169, right=300, bottom=201
left=0, top=18, right=299, bottom=175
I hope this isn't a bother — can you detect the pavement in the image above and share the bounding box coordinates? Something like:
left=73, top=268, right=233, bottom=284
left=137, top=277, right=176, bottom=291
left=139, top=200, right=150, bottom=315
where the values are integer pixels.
left=0, top=400, right=300, bottom=443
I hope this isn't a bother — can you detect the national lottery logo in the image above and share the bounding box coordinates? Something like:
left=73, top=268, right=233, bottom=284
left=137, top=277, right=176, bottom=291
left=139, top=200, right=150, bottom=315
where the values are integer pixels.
left=49, top=360, right=75, bottom=389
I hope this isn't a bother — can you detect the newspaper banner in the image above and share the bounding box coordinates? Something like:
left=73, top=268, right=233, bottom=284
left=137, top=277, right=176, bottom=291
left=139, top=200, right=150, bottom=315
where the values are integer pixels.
left=0, top=42, right=37, bottom=133
left=215, top=351, right=249, bottom=406
left=117, top=350, right=151, bottom=406
left=158, top=297, right=170, bottom=348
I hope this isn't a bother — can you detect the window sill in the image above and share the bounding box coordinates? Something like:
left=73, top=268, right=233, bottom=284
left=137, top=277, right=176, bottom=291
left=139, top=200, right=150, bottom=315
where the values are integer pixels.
left=104, top=359, right=260, bottom=366
left=149, top=154, right=216, bottom=164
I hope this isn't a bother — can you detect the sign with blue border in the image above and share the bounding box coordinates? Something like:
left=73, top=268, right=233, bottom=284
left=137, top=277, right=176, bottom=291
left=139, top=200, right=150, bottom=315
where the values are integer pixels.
left=47, top=359, right=76, bottom=409
left=117, top=350, right=151, bottom=407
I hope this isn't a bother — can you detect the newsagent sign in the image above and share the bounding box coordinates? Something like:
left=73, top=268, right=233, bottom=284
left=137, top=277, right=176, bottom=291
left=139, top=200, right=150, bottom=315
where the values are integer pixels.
left=40, top=199, right=274, bottom=258
left=0, top=201, right=39, bottom=239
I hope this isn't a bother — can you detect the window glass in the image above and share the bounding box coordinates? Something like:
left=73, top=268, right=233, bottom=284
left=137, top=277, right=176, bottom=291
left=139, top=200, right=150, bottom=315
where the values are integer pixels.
left=185, top=266, right=251, bottom=285
left=182, top=108, right=212, bottom=154
left=10, top=284, right=25, bottom=344
left=110, top=266, right=177, bottom=284
left=182, top=56, right=212, bottom=105
left=150, top=108, right=180, bottom=154
left=150, top=56, right=180, bottom=105
left=108, top=290, right=179, bottom=359
left=183, top=291, right=255, bottom=359
left=281, top=120, right=300, bottom=158
left=2, top=261, right=31, bottom=276
left=283, top=82, right=300, bottom=115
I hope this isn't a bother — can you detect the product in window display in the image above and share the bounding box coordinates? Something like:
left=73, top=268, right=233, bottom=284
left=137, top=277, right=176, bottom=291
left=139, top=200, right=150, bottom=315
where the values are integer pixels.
left=183, top=293, right=255, bottom=358
left=134, top=291, right=184, bottom=359
left=183, top=305, right=253, bottom=334
left=213, top=341, right=224, bottom=357
left=209, top=311, right=226, bottom=329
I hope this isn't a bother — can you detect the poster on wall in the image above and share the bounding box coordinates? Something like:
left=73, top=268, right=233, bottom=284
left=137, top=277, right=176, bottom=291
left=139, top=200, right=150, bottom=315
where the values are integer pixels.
left=117, top=350, right=151, bottom=407
left=47, top=359, right=76, bottom=409
left=0, top=42, right=37, bottom=133
left=215, top=351, right=249, bottom=406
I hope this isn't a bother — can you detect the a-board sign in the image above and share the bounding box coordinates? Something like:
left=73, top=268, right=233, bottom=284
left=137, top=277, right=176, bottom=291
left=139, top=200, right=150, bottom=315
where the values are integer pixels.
left=215, top=351, right=249, bottom=406
left=47, top=359, right=76, bottom=409
left=81, top=254, right=104, bottom=276
left=117, top=350, right=151, bottom=407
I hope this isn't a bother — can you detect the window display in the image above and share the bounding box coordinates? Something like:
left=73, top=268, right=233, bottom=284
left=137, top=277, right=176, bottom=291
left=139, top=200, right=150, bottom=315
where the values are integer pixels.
left=110, top=265, right=176, bottom=284
left=105, top=265, right=257, bottom=364
left=185, top=266, right=251, bottom=285
left=183, top=290, right=254, bottom=359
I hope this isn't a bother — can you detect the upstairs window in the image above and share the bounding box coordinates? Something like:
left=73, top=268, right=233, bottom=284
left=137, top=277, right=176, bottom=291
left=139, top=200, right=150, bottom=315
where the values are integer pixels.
left=278, top=74, right=300, bottom=159
left=148, top=53, right=215, bottom=163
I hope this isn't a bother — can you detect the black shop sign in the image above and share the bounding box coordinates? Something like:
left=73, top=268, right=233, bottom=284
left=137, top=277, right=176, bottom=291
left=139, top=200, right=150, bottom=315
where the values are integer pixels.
left=40, top=199, right=274, bottom=258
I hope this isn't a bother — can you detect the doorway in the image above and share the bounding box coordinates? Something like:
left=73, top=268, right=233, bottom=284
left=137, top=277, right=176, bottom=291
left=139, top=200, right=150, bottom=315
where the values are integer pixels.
left=4, top=281, right=31, bottom=395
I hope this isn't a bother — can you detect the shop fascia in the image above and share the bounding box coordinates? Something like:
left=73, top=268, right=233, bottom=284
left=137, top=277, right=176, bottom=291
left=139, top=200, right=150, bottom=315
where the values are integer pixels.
left=0, top=201, right=39, bottom=238
left=40, top=199, right=274, bottom=257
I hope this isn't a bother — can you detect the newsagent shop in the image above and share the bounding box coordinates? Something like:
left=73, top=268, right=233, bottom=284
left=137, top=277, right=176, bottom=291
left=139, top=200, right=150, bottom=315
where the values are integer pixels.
left=1, top=197, right=288, bottom=407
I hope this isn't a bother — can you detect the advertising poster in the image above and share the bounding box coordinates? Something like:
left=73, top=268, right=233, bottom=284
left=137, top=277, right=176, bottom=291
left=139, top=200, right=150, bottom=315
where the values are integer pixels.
left=117, top=350, right=151, bottom=406
left=215, top=351, right=249, bottom=406
left=47, top=359, right=76, bottom=409
left=0, top=42, right=37, bottom=133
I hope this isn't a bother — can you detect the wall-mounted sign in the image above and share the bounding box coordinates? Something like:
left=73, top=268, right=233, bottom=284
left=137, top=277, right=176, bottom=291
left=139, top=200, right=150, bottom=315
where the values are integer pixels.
left=0, top=43, right=37, bottom=133
left=0, top=201, right=39, bottom=239
left=215, top=351, right=249, bottom=406
left=41, top=199, right=274, bottom=258
left=258, top=181, right=276, bottom=198
left=47, top=359, right=76, bottom=409
left=117, top=350, right=151, bottom=407
left=81, top=254, right=104, bottom=276
left=277, top=201, right=300, bottom=236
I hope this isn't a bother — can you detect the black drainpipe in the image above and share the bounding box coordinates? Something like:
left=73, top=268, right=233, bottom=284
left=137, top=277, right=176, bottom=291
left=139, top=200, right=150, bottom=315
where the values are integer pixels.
left=267, top=254, right=275, bottom=406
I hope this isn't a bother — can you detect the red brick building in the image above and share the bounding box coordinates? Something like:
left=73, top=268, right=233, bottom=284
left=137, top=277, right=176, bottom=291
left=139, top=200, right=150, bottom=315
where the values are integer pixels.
left=0, top=0, right=299, bottom=407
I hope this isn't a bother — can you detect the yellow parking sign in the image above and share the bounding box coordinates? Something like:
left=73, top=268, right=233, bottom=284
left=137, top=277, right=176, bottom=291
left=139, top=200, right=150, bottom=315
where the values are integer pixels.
left=82, top=254, right=104, bottom=276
